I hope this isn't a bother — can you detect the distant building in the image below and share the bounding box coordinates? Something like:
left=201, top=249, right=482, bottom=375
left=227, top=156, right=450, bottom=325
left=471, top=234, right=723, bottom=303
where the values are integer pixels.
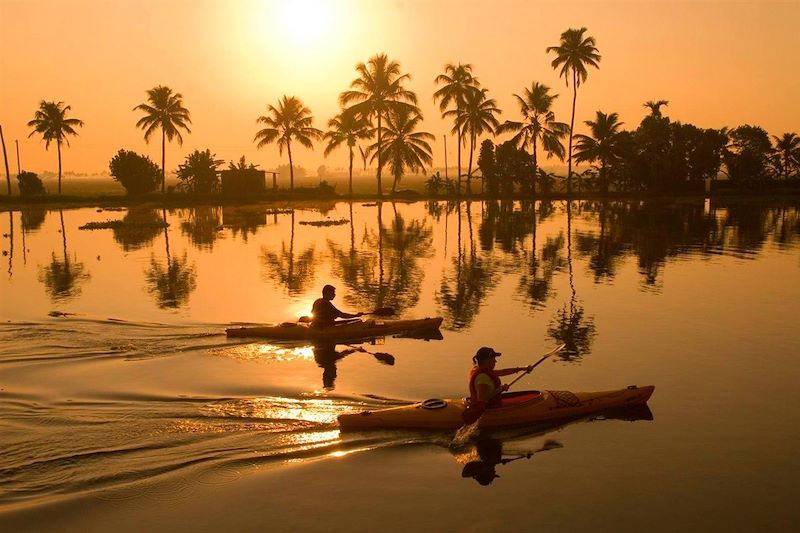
left=220, top=169, right=266, bottom=195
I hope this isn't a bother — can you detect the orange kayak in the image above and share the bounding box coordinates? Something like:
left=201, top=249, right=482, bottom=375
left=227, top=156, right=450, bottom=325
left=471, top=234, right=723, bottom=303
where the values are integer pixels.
left=226, top=317, right=444, bottom=341
left=338, top=385, right=655, bottom=430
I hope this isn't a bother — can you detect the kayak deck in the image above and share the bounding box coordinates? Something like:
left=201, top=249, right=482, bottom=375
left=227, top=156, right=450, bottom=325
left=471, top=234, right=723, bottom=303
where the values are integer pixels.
left=338, top=385, right=655, bottom=430
left=226, top=316, right=444, bottom=341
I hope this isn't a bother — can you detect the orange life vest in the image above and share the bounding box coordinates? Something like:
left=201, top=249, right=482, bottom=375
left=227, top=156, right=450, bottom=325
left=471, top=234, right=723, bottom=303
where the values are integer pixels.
left=468, top=367, right=503, bottom=407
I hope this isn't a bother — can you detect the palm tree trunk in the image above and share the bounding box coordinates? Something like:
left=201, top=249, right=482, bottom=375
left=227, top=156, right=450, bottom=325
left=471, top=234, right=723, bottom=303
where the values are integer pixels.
left=377, top=113, right=383, bottom=197
left=567, top=69, right=577, bottom=196
left=287, top=141, right=294, bottom=190
left=348, top=145, right=354, bottom=195
left=0, top=125, right=10, bottom=195
left=456, top=125, right=462, bottom=196
left=57, top=140, right=62, bottom=195
left=161, top=128, right=166, bottom=193
left=601, top=160, right=608, bottom=195
left=466, top=134, right=475, bottom=195
left=532, top=136, right=539, bottom=197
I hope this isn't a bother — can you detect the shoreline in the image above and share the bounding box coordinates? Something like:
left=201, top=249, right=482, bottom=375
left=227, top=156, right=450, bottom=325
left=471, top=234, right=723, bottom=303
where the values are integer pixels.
left=1, top=189, right=799, bottom=210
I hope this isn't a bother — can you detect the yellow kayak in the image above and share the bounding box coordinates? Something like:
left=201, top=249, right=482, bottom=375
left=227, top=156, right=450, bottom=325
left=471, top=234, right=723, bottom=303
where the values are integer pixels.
left=226, top=317, right=444, bottom=341
left=338, top=385, right=655, bottom=430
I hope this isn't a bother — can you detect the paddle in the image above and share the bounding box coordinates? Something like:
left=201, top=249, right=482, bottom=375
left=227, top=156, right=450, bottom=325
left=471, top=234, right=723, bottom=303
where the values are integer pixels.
left=344, top=343, right=395, bottom=365
left=298, top=306, right=396, bottom=324
left=460, top=343, right=566, bottom=426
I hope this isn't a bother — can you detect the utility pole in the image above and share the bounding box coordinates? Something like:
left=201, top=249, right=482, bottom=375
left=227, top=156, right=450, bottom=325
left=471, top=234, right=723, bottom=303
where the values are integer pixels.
left=443, top=135, right=448, bottom=181
left=0, top=125, right=11, bottom=195
left=15, top=140, right=21, bottom=175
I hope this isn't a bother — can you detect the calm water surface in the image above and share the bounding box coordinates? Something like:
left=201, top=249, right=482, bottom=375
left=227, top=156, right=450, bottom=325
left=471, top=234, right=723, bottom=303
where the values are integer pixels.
left=1, top=199, right=799, bottom=531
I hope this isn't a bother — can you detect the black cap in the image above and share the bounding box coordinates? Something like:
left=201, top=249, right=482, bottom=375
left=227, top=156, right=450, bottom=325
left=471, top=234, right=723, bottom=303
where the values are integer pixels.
left=473, top=347, right=502, bottom=363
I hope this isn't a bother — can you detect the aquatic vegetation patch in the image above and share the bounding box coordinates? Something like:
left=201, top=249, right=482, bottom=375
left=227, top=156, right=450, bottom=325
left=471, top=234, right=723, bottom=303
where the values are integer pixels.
left=79, top=219, right=169, bottom=230
left=299, top=219, right=348, bottom=227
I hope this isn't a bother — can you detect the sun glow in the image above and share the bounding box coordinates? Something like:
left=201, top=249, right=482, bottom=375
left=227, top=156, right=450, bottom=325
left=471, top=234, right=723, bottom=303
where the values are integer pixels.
left=275, top=0, right=333, bottom=47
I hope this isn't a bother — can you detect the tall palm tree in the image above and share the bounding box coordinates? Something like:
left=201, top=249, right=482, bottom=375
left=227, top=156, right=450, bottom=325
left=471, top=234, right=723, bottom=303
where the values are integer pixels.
left=370, top=108, right=434, bottom=193
left=573, top=111, right=625, bottom=194
left=133, top=86, right=191, bottom=193
left=254, top=96, right=322, bottom=190
left=497, top=82, right=569, bottom=195
left=434, top=63, right=480, bottom=194
left=27, top=101, right=84, bottom=194
left=547, top=27, right=601, bottom=194
left=643, top=99, right=669, bottom=118
left=324, top=111, right=370, bottom=194
left=340, top=53, right=418, bottom=197
left=772, top=133, right=800, bottom=180
left=447, top=87, right=501, bottom=194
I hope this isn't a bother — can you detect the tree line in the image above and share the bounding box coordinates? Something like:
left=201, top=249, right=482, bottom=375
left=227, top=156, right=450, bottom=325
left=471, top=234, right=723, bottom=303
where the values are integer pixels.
left=9, top=27, right=799, bottom=198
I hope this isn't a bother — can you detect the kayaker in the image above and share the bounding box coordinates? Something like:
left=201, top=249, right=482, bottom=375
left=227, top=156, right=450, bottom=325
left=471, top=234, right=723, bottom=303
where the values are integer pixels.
left=469, top=347, right=534, bottom=408
left=310, top=285, right=364, bottom=328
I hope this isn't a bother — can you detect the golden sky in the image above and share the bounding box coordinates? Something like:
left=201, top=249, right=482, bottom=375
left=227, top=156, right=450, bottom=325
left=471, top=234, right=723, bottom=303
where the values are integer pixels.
left=1, top=0, right=798, bottom=175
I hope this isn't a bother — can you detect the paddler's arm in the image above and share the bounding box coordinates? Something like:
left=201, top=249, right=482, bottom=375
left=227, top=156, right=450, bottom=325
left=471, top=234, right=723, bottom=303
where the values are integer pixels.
left=330, top=303, right=364, bottom=319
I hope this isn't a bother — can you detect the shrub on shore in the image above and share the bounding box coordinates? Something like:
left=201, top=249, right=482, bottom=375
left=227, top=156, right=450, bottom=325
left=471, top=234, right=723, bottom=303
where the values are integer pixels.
left=18, top=171, right=46, bottom=196
left=109, top=150, right=161, bottom=194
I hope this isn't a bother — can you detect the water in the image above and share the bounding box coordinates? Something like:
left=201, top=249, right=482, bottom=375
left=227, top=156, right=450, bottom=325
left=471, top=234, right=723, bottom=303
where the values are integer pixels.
left=1, top=199, right=798, bottom=531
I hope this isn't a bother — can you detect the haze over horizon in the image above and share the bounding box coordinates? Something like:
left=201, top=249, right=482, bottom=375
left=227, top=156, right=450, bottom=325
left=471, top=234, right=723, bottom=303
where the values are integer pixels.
left=2, top=0, right=798, bottom=176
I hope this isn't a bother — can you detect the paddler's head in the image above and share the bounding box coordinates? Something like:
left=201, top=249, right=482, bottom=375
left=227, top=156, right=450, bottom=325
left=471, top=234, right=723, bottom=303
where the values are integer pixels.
left=473, top=347, right=501, bottom=369
left=322, top=284, right=336, bottom=300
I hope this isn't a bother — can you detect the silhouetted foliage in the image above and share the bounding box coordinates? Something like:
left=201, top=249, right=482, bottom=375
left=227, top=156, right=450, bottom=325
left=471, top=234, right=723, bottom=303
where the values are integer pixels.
left=369, top=107, right=434, bottom=193
left=27, top=101, right=83, bottom=194
left=724, top=125, right=772, bottom=188
left=108, top=149, right=161, bottom=194
left=176, top=149, right=223, bottom=193
left=145, top=252, right=197, bottom=309
left=134, top=85, right=191, bottom=193
left=17, top=171, right=45, bottom=196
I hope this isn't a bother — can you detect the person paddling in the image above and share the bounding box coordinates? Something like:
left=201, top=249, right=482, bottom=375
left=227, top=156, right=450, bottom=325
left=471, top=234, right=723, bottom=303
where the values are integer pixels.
left=311, top=285, right=364, bottom=328
left=468, top=347, right=535, bottom=408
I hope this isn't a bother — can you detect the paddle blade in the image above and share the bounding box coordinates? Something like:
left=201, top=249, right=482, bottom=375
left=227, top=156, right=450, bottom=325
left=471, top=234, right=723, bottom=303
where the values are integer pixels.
left=370, top=307, right=396, bottom=317
left=298, top=315, right=312, bottom=323
left=461, top=402, right=486, bottom=425
left=373, top=352, right=395, bottom=365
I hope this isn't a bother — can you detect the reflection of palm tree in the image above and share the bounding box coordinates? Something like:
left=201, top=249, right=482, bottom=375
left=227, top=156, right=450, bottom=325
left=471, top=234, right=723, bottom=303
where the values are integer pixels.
left=497, top=83, right=568, bottom=195
left=547, top=28, right=601, bottom=194
left=112, top=208, right=163, bottom=251
left=144, top=209, right=197, bottom=309
left=261, top=211, right=317, bottom=295
left=254, top=95, right=323, bottom=190
left=547, top=202, right=596, bottom=360
left=437, top=202, right=498, bottom=329
left=39, top=211, right=90, bottom=300
left=341, top=53, right=418, bottom=197
left=518, top=203, right=566, bottom=310
left=329, top=206, right=433, bottom=313
left=134, top=86, right=191, bottom=193
left=179, top=206, right=222, bottom=250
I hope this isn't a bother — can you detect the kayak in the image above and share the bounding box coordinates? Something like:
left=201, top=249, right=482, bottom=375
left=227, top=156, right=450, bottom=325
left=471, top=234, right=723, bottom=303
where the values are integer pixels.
left=338, top=385, right=655, bottom=430
left=226, top=316, right=444, bottom=341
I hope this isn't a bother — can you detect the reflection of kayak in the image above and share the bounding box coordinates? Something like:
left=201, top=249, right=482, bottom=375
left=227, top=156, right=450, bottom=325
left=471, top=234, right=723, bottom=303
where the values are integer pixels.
left=226, top=317, right=444, bottom=340
left=338, top=385, right=655, bottom=430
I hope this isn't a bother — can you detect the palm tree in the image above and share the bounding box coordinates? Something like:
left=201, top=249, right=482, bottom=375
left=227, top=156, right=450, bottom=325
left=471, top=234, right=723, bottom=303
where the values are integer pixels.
left=254, top=96, right=322, bottom=190
left=547, top=27, right=601, bottom=194
left=340, top=53, right=418, bottom=197
left=447, top=87, right=501, bottom=194
left=324, top=111, right=370, bottom=194
left=434, top=63, right=480, bottom=194
left=133, top=86, right=191, bottom=193
left=27, top=101, right=84, bottom=194
left=369, top=108, right=434, bottom=193
left=497, top=82, right=569, bottom=195
left=643, top=99, right=669, bottom=118
left=573, top=111, right=625, bottom=194
left=772, top=133, right=800, bottom=179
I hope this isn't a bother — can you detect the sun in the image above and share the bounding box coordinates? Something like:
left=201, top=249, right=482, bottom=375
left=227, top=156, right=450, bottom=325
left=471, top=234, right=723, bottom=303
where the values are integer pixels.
left=275, top=0, right=333, bottom=47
